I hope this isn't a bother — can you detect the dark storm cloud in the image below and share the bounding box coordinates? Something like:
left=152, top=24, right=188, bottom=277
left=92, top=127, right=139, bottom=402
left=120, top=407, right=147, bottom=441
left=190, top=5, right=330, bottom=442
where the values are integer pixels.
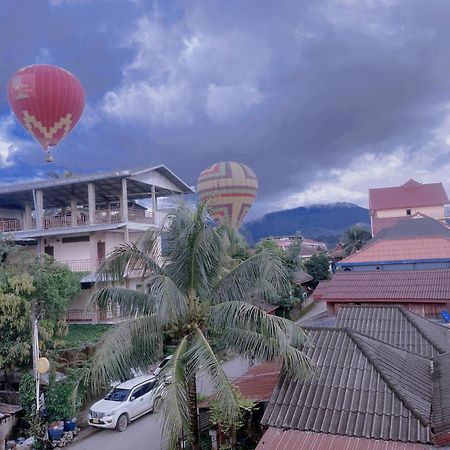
left=2, top=0, right=450, bottom=216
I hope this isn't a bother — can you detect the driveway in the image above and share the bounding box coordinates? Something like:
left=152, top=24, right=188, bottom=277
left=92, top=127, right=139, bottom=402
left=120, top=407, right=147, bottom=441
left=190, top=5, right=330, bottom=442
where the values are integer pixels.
left=71, top=357, right=250, bottom=450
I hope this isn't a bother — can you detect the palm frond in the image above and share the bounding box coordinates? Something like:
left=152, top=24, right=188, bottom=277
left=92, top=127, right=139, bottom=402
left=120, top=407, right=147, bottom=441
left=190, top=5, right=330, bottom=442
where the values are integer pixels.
left=212, top=249, right=288, bottom=304
left=187, top=328, right=241, bottom=425
left=159, top=336, right=190, bottom=450
left=144, top=274, right=188, bottom=324
left=207, top=301, right=312, bottom=378
left=90, top=286, right=154, bottom=318
left=88, top=315, right=163, bottom=393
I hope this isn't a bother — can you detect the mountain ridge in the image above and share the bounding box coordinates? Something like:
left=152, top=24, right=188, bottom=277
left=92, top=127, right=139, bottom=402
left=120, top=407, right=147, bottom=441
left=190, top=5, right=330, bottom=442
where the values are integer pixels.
left=243, top=202, right=370, bottom=248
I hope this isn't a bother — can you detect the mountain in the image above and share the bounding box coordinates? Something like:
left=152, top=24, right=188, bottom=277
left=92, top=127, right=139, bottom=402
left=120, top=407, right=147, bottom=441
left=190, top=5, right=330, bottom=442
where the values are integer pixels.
left=243, top=202, right=370, bottom=248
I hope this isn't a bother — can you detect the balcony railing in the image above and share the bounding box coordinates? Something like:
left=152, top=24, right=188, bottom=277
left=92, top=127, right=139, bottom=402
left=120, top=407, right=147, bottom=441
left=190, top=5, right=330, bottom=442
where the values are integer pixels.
left=0, top=219, right=22, bottom=232
left=5, top=207, right=155, bottom=233
left=59, top=259, right=102, bottom=273
left=66, top=308, right=125, bottom=324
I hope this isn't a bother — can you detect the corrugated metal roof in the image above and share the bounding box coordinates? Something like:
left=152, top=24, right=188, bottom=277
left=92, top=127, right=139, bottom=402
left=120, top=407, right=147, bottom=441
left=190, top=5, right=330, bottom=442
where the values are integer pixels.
left=313, top=269, right=450, bottom=302
left=336, top=305, right=450, bottom=358
left=369, top=179, right=449, bottom=211
left=256, top=428, right=432, bottom=449
left=262, top=328, right=433, bottom=443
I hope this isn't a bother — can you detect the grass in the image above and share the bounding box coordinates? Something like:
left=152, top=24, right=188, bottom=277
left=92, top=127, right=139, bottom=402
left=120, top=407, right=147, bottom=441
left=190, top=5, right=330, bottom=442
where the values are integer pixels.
left=63, top=324, right=113, bottom=348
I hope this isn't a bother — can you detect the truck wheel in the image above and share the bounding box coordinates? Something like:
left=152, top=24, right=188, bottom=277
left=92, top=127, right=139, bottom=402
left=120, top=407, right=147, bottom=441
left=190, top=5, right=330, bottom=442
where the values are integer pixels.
left=116, top=413, right=129, bottom=432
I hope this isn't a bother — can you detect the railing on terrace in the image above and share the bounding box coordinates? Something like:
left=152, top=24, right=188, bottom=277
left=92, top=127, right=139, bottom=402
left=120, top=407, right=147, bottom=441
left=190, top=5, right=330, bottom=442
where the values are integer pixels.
left=66, top=308, right=125, bottom=324
left=59, top=259, right=103, bottom=273
left=0, top=219, right=22, bottom=232
left=3, top=207, right=155, bottom=232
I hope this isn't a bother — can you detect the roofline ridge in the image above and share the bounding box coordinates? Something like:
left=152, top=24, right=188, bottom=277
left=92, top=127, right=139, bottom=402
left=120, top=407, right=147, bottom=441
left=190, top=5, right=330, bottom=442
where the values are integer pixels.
left=347, top=330, right=431, bottom=427
left=401, top=309, right=448, bottom=353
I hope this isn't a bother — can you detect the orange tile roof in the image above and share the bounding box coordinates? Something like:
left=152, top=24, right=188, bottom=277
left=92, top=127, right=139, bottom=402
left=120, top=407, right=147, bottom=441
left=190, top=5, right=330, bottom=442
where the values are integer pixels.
left=342, top=237, right=450, bottom=263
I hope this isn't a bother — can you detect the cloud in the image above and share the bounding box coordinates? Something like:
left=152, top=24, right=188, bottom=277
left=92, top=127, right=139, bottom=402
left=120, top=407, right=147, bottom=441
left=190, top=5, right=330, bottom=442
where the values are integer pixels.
left=0, top=115, right=24, bottom=167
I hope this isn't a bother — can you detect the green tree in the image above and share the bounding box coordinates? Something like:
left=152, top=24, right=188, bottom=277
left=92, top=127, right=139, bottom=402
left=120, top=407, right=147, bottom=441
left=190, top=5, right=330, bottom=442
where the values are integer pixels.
left=342, top=225, right=372, bottom=257
left=304, top=252, right=330, bottom=287
left=88, top=203, right=311, bottom=449
left=0, top=241, right=81, bottom=369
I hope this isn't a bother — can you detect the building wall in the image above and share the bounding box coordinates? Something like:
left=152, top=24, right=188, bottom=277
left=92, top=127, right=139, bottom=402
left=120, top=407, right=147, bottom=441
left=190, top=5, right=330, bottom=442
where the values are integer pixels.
left=375, top=205, right=445, bottom=219
left=0, top=207, right=22, bottom=220
left=328, top=301, right=448, bottom=318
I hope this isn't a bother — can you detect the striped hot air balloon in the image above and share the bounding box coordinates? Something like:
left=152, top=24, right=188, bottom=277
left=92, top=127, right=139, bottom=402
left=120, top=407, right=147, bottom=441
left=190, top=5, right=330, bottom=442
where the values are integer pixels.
left=7, top=64, right=85, bottom=162
left=197, top=162, right=258, bottom=228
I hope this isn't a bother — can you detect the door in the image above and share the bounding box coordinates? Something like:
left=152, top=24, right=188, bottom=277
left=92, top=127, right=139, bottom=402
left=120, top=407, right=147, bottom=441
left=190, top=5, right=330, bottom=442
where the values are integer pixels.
left=129, top=381, right=154, bottom=418
left=44, top=245, right=54, bottom=257
left=97, top=241, right=105, bottom=263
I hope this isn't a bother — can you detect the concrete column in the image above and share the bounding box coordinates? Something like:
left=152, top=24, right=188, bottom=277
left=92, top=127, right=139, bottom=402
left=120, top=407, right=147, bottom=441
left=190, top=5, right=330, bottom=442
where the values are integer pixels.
left=70, top=200, right=78, bottom=227
left=121, top=178, right=128, bottom=222
left=24, top=203, right=33, bottom=230
left=121, top=178, right=129, bottom=244
left=88, top=183, right=96, bottom=225
left=35, top=190, right=44, bottom=230
left=89, top=233, right=98, bottom=273
left=151, top=185, right=157, bottom=225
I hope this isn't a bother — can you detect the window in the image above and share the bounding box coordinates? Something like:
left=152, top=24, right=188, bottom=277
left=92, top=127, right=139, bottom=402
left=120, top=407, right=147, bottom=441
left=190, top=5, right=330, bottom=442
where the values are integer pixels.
left=104, top=388, right=131, bottom=402
left=406, top=209, right=411, bottom=216
left=132, top=381, right=154, bottom=399
left=62, top=235, right=90, bottom=243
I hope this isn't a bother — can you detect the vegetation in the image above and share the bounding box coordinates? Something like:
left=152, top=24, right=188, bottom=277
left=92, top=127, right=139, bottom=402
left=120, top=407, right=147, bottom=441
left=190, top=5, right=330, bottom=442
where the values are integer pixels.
left=0, top=240, right=81, bottom=370
left=342, top=225, right=372, bottom=256
left=303, top=252, right=330, bottom=287
left=88, top=203, right=311, bottom=449
left=63, top=324, right=113, bottom=348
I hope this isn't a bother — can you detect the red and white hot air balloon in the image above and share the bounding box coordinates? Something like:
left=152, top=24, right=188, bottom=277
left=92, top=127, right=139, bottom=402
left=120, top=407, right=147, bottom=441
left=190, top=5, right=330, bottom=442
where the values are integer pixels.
left=7, top=64, right=85, bottom=162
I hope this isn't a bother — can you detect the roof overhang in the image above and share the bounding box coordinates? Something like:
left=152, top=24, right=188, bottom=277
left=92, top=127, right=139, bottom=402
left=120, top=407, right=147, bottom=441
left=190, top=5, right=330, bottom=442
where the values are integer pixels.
left=0, top=165, right=194, bottom=209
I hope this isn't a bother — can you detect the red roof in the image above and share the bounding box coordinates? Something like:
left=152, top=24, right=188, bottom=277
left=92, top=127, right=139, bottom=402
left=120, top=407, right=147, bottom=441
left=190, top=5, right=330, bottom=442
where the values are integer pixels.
left=234, top=361, right=281, bottom=402
left=313, top=269, right=450, bottom=303
left=256, top=429, right=431, bottom=450
left=341, top=237, right=450, bottom=263
left=369, top=179, right=449, bottom=211
left=372, top=216, right=403, bottom=236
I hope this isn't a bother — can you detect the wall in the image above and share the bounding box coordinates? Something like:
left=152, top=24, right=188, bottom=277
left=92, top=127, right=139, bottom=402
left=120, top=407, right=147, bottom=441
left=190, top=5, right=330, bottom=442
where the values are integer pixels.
left=340, top=260, right=450, bottom=271
left=0, top=207, right=22, bottom=220
left=375, top=205, right=445, bottom=219
left=329, top=301, right=447, bottom=318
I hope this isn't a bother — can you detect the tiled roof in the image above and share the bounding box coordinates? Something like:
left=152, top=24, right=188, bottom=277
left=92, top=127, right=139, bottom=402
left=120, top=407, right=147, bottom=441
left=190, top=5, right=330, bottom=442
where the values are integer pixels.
left=369, top=179, right=449, bottom=211
left=372, top=217, right=450, bottom=242
left=233, top=361, right=281, bottom=402
left=372, top=217, right=405, bottom=236
left=340, top=237, right=450, bottom=263
left=256, top=428, right=431, bottom=450
left=431, top=353, right=450, bottom=445
left=336, top=305, right=450, bottom=358
left=293, top=269, right=313, bottom=284
left=313, top=269, right=450, bottom=303
left=262, top=328, right=432, bottom=443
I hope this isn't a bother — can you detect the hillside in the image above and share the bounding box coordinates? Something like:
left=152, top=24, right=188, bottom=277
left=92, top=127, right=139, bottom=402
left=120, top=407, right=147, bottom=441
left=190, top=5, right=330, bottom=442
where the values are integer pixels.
left=243, top=203, right=370, bottom=248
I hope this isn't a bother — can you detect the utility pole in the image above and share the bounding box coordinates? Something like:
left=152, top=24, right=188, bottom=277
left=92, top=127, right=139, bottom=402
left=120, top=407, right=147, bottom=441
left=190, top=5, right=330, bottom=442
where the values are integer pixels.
left=31, top=300, right=40, bottom=415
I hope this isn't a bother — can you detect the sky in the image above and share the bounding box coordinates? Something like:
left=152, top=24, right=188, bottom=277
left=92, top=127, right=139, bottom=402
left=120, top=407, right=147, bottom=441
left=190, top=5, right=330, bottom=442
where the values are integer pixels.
left=2, top=0, right=450, bottom=220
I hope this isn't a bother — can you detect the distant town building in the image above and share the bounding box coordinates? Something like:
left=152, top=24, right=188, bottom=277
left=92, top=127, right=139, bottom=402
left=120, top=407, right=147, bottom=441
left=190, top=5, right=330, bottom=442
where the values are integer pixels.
left=0, top=166, right=193, bottom=322
left=270, top=235, right=327, bottom=259
left=369, top=179, right=449, bottom=236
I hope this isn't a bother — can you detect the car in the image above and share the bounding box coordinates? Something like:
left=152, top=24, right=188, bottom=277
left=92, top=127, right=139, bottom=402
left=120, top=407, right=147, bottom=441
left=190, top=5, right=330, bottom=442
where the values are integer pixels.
left=88, top=374, right=160, bottom=432
left=153, top=355, right=172, bottom=377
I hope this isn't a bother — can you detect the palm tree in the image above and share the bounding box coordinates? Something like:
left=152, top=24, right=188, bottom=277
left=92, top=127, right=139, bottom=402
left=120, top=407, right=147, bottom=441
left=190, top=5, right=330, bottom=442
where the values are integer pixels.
left=88, top=203, right=311, bottom=449
left=342, top=225, right=372, bottom=257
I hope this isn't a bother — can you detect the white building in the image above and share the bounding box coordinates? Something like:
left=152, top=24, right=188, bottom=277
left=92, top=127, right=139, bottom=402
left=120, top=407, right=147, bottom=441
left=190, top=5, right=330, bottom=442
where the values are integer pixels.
left=0, top=165, right=193, bottom=322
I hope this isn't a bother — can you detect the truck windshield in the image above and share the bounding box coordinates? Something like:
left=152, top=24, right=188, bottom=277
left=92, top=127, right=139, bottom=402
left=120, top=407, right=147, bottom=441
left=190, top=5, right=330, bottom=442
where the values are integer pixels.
left=104, top=388, right=131, bottom=402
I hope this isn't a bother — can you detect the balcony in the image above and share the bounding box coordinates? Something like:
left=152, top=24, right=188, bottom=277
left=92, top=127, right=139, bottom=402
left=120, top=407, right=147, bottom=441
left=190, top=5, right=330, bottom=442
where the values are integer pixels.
left=66, top=307, right=125, bottom=324
left=1, top=206, right=154, bottom=233
left=59, top=259, right=102, bottom=273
